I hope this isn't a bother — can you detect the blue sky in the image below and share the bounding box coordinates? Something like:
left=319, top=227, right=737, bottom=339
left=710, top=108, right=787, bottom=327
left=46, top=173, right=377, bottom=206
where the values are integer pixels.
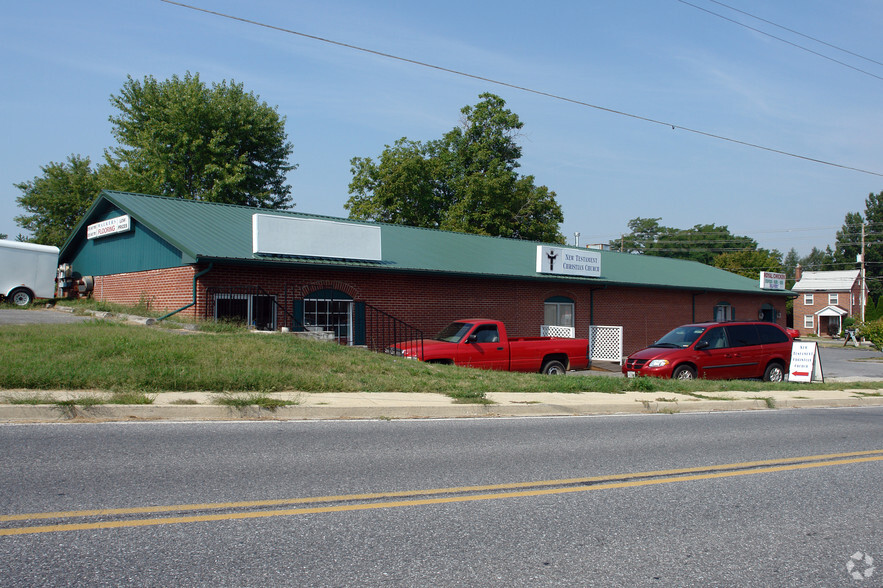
left=3, top=0, right=882, bottom=256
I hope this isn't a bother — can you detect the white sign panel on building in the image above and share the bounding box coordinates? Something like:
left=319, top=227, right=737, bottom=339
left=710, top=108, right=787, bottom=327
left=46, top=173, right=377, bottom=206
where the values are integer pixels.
left=536, top=246, right=601, bottom=278
left=252, top=214, right=382, bottom=261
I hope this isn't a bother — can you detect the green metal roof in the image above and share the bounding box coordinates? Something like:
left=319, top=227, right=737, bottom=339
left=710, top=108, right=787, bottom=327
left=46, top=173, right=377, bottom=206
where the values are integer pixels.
left=60, top=191, right=788, bottom=296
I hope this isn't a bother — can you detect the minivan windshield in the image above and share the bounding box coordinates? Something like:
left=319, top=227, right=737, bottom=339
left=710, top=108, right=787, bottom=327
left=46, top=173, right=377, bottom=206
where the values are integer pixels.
left=435, top=322, right=473, bottom=343
left=652, top=325, right=708, bottom=348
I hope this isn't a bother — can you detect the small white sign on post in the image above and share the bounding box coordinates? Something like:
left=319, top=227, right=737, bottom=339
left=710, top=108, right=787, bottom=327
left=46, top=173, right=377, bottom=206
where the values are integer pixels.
left=789, top=341, right=824, bottom=383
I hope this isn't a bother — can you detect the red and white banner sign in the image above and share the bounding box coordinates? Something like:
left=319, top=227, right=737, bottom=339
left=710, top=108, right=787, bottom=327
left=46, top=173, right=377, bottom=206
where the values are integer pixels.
left=87, top=215, right=131, bottom=240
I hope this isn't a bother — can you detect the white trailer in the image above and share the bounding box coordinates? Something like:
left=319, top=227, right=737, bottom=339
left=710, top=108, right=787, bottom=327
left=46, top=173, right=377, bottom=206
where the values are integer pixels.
left=0, top=240, right=59, bottom=305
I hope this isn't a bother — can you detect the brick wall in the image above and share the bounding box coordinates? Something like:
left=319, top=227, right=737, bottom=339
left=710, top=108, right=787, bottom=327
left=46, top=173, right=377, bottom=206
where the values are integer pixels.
left=92, top=263, right=787, bottom=356
left=93, top=267, right=197, bottom=316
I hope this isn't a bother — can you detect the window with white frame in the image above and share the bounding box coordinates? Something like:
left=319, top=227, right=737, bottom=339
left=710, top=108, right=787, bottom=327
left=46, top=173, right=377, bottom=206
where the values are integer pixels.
left=804, top=293, right=814, bottom=305
left=804, top=314, right=814, bottom=329
left=544, top=297, right=574, bottom=327
left=829, top=293, right=838, bottom=305
left=714, top=302, right=734, bottom=322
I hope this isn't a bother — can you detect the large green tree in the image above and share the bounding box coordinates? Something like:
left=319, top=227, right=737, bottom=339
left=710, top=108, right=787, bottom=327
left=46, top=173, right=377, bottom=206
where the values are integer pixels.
left=346, top=93, right=564, bottom=243
left=104, top=72, right=295, bottom=208
left=799, top=245, right=838, bottom=272
left=834, top=191, right=883, bottom=302
left=614, top=217, right=758, bottom=265
left=14, top=154, right=106, bottom=247
left=713, top=249, right=784, bottom=279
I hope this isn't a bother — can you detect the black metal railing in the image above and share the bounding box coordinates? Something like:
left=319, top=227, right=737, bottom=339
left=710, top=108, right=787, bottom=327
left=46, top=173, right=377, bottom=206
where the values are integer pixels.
left=204, top=285, right=305, bottom=332
left=365, top=303, right=424, bottom=356
left=204, top=285, right=422, bottom=355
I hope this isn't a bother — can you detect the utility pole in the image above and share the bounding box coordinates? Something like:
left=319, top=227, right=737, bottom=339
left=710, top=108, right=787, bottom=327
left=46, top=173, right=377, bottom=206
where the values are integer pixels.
left=861, top=222, right=866, bottom=323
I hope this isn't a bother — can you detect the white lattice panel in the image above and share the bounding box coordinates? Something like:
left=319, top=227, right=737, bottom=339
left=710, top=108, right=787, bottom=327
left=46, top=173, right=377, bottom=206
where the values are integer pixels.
left=589, top=325, right=623, bottom=364
left=541, top=325, right=575, bottom=338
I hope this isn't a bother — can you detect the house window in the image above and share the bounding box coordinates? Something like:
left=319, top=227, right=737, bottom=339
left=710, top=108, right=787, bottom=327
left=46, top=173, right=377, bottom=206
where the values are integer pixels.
left=714, top=302, right=734, bottom=322
left=214, top=293, right=277, bottom=331
left=829, top=293, right=838, bottom=305
left=804, top=315, right=814, bottom=329
left=804, top=293, right=814, bottom=305
left=303, top=289, right=353, bottom=345
left=544, top=297, right=574, bottom=327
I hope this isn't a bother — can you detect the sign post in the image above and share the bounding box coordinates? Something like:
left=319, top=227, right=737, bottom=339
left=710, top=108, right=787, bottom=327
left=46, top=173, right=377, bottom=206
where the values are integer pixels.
left=789, top=341, right=824, bottom=383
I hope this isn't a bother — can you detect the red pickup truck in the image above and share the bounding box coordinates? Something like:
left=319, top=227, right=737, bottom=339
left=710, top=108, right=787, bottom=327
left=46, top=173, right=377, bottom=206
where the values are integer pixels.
left=388, top=319, right=591, bottom=374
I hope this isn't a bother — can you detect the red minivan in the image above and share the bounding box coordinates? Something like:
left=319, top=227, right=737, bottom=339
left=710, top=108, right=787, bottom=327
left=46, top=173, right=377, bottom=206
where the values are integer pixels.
left=622, top=321, right=793, bottom=381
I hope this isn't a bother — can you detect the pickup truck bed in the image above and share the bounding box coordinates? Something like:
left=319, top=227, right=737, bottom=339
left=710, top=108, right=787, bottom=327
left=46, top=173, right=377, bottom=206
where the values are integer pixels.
left=389, top=319, right=591, bottom=374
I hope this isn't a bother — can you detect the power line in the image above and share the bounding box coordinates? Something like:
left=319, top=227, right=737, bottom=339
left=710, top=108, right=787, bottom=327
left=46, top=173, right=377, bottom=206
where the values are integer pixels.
left=677, top=0, right=883, bottom=82
left=703, top=0, right=883, bottom=69
left=159, top=0, right=883, bottom=179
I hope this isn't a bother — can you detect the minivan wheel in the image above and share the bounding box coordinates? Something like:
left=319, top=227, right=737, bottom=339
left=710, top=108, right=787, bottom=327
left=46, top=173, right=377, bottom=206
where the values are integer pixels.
left=672, top=365, right=696, bottom=380
left=763, top=362, right=785, bottom=382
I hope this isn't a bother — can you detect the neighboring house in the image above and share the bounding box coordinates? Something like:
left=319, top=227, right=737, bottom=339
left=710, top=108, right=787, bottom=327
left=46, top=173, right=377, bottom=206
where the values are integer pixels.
left=58, top=191, right=792, bottom=358
left=791, top=268, right=865, bottom=337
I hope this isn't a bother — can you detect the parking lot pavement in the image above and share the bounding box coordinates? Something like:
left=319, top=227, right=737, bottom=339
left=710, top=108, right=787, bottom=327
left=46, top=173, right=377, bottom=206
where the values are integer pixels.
left=0, top=308, right=90, bottom=325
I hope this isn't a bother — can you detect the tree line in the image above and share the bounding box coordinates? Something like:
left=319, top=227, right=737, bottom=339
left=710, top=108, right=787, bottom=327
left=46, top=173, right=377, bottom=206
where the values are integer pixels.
left=612, top=193, right=883, bottom=315
left=12, top=75, right=563, bottom=247
left=10, top=71, right=882, bottom=314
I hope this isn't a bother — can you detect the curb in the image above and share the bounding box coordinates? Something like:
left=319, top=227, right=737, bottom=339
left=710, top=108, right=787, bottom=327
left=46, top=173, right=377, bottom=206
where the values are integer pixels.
left=2, top=394, right=882, bottom=423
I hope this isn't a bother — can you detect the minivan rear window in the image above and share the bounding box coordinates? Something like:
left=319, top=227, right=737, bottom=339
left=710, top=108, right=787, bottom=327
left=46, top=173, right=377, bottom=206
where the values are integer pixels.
left=725, top=324, right=761, bottom=347
left=757, top=324, right=789, bottom=344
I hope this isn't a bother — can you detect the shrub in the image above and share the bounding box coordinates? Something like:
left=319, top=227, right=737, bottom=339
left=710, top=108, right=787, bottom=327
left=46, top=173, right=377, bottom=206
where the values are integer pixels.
left=857, top=320, right=883, bottom=351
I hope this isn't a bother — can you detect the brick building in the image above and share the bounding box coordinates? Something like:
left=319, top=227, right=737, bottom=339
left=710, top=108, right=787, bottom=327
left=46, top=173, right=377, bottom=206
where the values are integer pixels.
left=59, top=191, right=792, bottom=359
left=791, top=268, right=865, bottom=337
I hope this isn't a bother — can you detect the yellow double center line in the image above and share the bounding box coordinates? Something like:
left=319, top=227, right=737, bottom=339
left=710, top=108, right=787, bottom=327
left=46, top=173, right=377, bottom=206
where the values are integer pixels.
left=2, top=449, right=882, bottom=536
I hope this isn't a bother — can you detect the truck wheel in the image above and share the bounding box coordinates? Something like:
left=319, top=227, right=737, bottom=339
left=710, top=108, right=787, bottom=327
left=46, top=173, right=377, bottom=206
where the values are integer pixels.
left=672, top=365, right=696, bottom=380
left=8, top=288, right=34, bottom=306
left=541, top=360, right=566, bottom=375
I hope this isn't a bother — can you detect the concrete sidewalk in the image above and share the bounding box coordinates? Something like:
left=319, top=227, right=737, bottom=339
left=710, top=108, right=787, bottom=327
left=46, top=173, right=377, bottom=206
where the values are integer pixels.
left=1, top=388, right=882, bottom=422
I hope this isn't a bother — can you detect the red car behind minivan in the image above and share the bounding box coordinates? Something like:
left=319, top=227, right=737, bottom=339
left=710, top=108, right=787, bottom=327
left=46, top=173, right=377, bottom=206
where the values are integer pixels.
left=622, top=321, right=793, bottom=381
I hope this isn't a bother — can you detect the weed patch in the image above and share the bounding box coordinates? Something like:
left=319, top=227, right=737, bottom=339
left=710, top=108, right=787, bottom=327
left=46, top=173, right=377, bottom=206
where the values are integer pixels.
left=751, top=396, right=777, bottom=408
left=446, top=389, right=492, bottom=404
left=214, top=393, right=299, bottom=411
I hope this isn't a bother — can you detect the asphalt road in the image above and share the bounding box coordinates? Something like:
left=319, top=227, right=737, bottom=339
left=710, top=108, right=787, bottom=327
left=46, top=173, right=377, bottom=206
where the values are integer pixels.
left=1, top=409, right=881, bottom=586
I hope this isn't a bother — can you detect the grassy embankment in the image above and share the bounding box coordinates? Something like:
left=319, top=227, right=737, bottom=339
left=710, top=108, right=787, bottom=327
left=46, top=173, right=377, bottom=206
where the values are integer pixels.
left=2, top=301, right=882, bottom=405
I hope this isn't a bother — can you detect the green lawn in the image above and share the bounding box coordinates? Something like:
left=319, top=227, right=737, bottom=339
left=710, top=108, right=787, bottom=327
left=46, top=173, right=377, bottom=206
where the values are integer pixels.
left=2, top=308, right=881, bottom=401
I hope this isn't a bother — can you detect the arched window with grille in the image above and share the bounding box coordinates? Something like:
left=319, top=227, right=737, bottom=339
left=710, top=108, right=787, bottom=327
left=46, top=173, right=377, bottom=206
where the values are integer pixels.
left=297, top=289, right=365, bottom=346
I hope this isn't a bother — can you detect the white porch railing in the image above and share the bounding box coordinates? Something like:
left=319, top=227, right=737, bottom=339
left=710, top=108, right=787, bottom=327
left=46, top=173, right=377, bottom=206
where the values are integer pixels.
left=541, top=325, right=575, bottom=338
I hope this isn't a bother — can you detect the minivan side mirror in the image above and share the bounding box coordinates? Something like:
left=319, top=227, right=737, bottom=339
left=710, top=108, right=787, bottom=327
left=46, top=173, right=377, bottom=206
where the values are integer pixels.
left=695, top=340, right=709, bottom=351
